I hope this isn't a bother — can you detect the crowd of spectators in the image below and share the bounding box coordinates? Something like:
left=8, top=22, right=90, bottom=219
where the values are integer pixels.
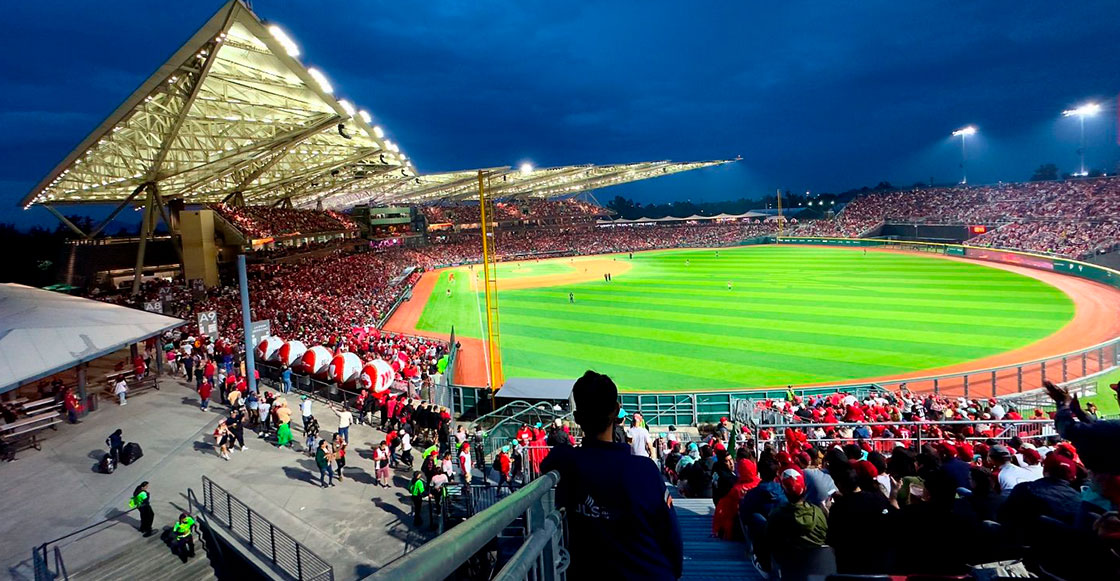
left=422, top=199, right=608, bottom=224
left=965, top=220, right=1120, bottom=258
left=432, top=221, right=779, bottom=259
left=791, top=216, right=881, bottom=238
left=102, top=244, right=444, bottom=385
left=644, top=382, right=1120, bottom=579
left=822, top=177, right=1120, bottom=258
left=211, top=204, right=359, bottom=239
left=249, top=237, right=361, bottom=262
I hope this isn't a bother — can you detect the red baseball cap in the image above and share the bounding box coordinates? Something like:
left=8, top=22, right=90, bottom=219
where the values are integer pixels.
left=780, top=468, right=806, bottom=497
left=1043, top=453, right=1077, bottom=482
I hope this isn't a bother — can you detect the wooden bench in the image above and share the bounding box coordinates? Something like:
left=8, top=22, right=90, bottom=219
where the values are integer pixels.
left=101, top=376, right=160, bottom=400
left=21, top=397, right=63, bottom=417
left=104, top=370, right=137, bottom=385
left=0, top=412, right=62, bottom=452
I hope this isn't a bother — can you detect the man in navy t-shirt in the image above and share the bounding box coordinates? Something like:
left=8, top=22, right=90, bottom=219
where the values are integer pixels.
left=541, top=371, right=683, bottom=580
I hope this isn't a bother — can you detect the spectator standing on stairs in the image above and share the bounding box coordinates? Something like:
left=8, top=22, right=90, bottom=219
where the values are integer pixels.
left=169, top=513, right=197, bottom=562
left=130, top=481, right=155, bottom=536
left=541, top=370, right=683, bottom=580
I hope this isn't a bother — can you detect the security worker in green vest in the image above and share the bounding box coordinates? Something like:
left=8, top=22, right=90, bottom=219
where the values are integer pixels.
left=129, top=482, right=154, bottom=536
left=170, top=512, right=197, bottom=561
left=409, top=471, right=427, bottom=526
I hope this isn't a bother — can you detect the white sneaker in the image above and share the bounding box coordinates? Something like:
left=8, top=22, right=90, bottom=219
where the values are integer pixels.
left=241, top=446, right=247, bottom=451
left=121, top=402, right=127, bottom=406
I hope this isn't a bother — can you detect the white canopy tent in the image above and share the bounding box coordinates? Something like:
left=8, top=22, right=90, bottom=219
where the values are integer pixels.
left=0, top=284, right=185, bottom=394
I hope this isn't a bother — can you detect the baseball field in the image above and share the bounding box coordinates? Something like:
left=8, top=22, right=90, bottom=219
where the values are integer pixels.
left=388, top=245, right=1087, bottom=391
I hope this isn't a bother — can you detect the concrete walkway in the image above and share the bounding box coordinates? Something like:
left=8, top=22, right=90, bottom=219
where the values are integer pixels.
left=0, top=365, right=434, bottom=581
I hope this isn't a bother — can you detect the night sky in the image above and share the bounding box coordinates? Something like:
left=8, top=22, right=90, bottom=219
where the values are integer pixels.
left=1, top=0, right=1118, bottom=227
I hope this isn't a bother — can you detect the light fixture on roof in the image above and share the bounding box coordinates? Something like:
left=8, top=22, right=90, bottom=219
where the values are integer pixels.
left=268, top=25, right=300, bottom=57
left=359, top=110, right=372, bottom=124
left=307, top=67, right=333, bottom=94
left=338, top=99, right=356, bottom=117
left=373, top=126, right=384, bottom=138
left=520, top=162, right=534, bottom=175
left=1062, top=102, right=1101, bottom=118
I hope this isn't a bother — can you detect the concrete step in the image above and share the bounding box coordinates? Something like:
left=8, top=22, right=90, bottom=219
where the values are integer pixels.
left=68, top=531, right=216, bottom=581
left=673, top=498, right=762, bottom=581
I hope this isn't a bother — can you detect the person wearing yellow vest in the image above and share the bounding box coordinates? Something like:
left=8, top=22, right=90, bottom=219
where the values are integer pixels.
left=170, top=512, right=197, bottom=561
left=409, top=471, right=427, bottom=526
left=129, top=481, right=154, bottom=536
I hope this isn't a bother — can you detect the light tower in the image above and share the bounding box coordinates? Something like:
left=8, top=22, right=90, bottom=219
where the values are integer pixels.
left=1062, top=102, right=1101, bottom=177
left=951, top=125, right=977, bottom=184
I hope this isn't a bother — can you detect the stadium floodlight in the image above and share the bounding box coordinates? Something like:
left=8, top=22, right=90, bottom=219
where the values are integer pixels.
left=1062, top=102, right=1101, bottom=177
left=338, top=99, right=355, bottom=117
left=307, top=67, right=333, bottom=94
left=952, top=125, right=977, bottom=184
left=268, top=25, right=300, bottom=57
left=1062, top=103, right=1101, bottom=118
left=358, top=110, right=372, bottom=124
left=520, top=162, right=534, bottom=175
left=373, top=125, right=385, bottom=138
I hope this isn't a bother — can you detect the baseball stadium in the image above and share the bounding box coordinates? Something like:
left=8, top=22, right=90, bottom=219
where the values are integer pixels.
left=4, top=1, right=1120, bottom=580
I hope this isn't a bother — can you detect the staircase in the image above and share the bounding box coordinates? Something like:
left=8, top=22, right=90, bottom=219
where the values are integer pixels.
left=68, top=531, right=216, bottom=581
left=674, top=498, right=761, bottom=581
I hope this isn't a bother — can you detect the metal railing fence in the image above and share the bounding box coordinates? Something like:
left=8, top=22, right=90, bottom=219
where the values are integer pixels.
left=199, top=476, right=333, bottom=581
left=755, top=418, right=1056, bottom=456
left=365, top=471, right=565, bottom=581
left=31, top=507, right=140, bottom=581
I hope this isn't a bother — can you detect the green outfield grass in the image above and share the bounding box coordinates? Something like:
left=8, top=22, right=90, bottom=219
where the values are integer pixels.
left=416, top=246, right=1075, bottom=391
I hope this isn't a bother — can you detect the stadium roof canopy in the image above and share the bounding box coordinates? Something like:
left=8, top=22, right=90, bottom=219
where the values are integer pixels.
left=0, top=284, right=184, bottom=394
left=21, top=0, right=733, bottom=213
left=313, top=160, right=732, bottom=210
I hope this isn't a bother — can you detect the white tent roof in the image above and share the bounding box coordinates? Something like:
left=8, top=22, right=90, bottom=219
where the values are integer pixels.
left=0, top=284, right=185, bottom=393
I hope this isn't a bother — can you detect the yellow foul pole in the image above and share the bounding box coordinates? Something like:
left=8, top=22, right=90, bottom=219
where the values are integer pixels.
left=478, top=171, right=504, bottom=391
left=776, top=188, right=783, bottom=240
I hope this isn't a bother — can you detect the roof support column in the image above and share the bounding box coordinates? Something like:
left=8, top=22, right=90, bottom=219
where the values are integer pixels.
left=130, top=187, right=156, bottom=297
left=149, top=184, right=185, bottom=270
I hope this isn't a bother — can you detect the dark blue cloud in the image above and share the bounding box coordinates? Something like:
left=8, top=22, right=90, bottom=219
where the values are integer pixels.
left=1, top=0, right=1117, bottom=227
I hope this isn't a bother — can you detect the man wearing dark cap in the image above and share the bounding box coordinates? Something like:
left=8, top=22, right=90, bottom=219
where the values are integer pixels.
left=540, top=370, right=683, bottom=580
left=989, top=444, right=1035, bottom=494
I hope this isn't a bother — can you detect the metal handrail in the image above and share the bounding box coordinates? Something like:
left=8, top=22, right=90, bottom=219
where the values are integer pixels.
left=367, top=471, right=562, bottom=581
left=32, top=507, right=139, bottom=581
left=199, top=476, right=334, bottom=581
left=758, top=419, right=1054, bottom=429
left=494, top=512, right=562, bottom=581
left=187, top=487, right=225, bottom=571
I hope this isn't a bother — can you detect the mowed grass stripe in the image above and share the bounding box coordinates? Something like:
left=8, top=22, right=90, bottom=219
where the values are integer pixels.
left=495, top=304, right=1043, bottom=357
left=497, top=313, right=971, bottom=372
left=415, top=246, right=1075, bottom=390
left=505, top=289, right=1067, bottom=331
left=498, top=331, right=873, bottom=385
left=501, top=293, right=1062, bottom=339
